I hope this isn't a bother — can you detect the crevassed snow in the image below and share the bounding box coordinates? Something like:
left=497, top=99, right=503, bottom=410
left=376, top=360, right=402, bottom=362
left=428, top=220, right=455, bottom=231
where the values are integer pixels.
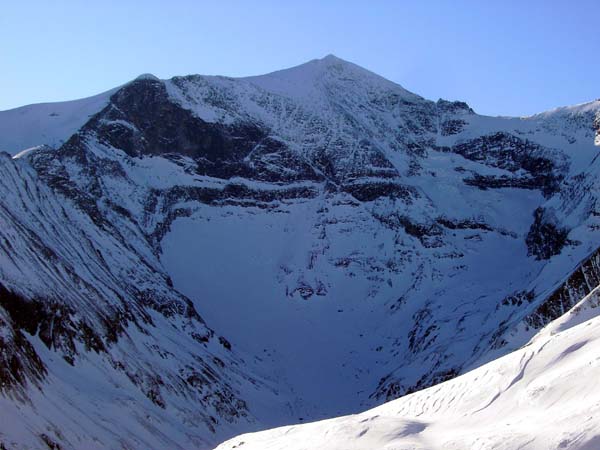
left=216, top=289, right=600, bottom=450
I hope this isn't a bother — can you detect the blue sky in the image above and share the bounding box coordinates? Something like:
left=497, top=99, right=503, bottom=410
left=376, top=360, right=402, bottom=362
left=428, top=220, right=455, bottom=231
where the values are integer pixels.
left=2, top=0, right=598, bottom=115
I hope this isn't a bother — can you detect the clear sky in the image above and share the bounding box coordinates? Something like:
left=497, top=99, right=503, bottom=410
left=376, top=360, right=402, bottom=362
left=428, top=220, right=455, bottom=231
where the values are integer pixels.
left=2, top=0, right=598, bottom=116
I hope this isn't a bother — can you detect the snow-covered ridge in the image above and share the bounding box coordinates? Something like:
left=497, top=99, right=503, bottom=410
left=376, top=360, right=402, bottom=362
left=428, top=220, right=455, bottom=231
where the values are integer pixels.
left=0, top=88, right=117, bottom=153
left=2, top=55, right=598, bottom=157
left=242, top=54, right=420, bottom=101
left=526, top=98, right=600, bottom=119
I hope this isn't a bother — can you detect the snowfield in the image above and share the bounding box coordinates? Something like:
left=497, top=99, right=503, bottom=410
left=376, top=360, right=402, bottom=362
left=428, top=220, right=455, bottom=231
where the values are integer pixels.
left=0, top=88, right=116, bottom=153
left=217, top=288, right=600, bottom=450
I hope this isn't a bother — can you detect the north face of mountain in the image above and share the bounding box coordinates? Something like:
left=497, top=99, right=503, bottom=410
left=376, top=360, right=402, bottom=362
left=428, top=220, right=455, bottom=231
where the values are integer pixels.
left=0, top=56, right=599, bottom=449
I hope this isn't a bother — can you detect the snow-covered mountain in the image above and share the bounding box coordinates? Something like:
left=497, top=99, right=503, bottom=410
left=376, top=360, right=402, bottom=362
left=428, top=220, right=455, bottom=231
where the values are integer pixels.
left=0, top=55, right=599, bottom=449
left=216, top=283, right=600, bottom=450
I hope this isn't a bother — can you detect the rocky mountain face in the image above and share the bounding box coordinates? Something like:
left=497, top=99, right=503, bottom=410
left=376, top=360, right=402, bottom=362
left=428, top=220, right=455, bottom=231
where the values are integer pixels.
left=0, top=55, right=598, bottom=449
left=0, top=151, right=284, bottom=449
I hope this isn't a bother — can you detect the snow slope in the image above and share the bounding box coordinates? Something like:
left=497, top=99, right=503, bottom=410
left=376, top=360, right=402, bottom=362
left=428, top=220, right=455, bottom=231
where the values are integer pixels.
left=216, top=288, right=600, bottom=450
left=0, top=152, right=291, bottom=449
left=0, top=88, right=116, bottom=154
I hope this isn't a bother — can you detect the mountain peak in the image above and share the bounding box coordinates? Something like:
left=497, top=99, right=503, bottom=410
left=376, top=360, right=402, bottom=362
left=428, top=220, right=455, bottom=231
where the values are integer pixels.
left=134, top=73, right=160, bottom=82
left=315, top=53, right=346, bottom=64
left=243, top=54, right=417, bottom=101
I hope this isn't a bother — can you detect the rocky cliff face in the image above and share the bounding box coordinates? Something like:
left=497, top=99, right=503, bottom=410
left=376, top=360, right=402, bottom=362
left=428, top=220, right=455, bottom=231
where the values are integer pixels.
left=525, top=247, right=600, bottom=329
left=0, top=56, right=599, bottom=448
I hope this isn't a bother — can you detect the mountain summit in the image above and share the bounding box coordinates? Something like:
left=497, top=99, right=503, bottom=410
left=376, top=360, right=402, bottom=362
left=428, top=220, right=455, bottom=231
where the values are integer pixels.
left=242, top=54, right=418, bottom=100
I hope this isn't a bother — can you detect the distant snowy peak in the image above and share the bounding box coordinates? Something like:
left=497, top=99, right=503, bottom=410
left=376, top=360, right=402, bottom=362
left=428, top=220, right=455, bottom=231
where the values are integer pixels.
left=1, top=56, right=597, bottom=158
left=162, top=54, right=430, bottom=134
left=242, top=54, right=420, bottom=101
left=134, top=73, right=161, bottom=82
left=527, top=98, right=600, bottom=119
left=525, top=99, right=600, bottom=142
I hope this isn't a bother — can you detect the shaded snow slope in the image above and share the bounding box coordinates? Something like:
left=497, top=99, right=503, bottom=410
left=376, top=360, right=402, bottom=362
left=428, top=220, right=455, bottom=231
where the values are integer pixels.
left=0, top=153, right=290, bottom=449
left=217, top=289, right=600, bottom=450
left=0, top=88, right=115, bottom=154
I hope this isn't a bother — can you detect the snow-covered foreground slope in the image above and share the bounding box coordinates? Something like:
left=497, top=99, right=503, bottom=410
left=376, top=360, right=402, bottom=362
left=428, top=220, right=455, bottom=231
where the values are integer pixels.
left=217, top=289, right=600, bottom=450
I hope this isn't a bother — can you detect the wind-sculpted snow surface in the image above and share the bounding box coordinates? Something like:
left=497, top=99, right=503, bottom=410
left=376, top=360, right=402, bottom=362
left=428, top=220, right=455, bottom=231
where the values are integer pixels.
left=217, top=289, right=600, bottom=450
left=0, top=56, right=599, bottom=448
